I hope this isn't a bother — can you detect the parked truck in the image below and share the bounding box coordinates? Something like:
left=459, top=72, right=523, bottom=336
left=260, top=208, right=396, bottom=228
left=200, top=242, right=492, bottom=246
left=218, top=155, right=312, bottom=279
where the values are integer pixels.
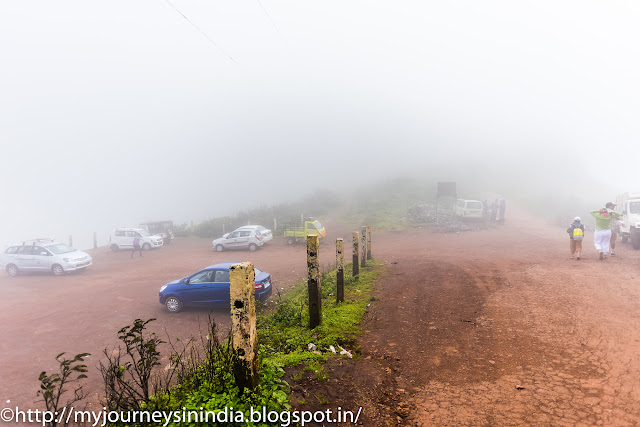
left=283, top=218, right=327, bottom=245
left=615, top=193, right=640, bottom=249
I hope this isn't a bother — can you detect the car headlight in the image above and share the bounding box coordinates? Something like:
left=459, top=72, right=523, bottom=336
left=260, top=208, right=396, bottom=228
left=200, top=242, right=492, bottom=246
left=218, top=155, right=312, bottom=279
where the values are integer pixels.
left=160, top=285, right=167, bottom=292
left=63, top=258, right=71, bottom=262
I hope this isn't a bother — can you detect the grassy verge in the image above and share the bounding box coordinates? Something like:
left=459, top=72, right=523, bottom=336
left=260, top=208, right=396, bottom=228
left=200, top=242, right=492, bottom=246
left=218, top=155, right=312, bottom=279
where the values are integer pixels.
left=259, top=260, right=384, bottom=368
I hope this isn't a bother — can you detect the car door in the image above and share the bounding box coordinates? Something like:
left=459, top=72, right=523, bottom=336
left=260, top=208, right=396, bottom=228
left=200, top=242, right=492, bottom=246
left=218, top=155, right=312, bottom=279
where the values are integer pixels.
left=15, top=246, right=36, bottom=270
left=237, top=230, right=252, bottom=249
left=181, top=270, right=215, bottom=306
left=224, top=231, right=240, bottom=249
left=31, top=246, right=53, bottom=272
left=124, top=231, right=137, bottom=249
left=113, top=230, right=126, bottom=248
left=208, top=269, right=231, bottom=306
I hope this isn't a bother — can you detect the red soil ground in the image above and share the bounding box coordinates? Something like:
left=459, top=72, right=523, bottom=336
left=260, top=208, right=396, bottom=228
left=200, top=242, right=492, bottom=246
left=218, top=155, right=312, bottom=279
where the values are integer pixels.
left=2, top=208, right=640, bottom=426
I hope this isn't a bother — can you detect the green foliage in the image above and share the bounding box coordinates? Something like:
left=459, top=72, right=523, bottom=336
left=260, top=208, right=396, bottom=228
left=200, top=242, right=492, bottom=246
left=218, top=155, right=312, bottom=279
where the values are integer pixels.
left=101, top=319, right=166, bottom=413
left=38, top=352, right=90, bottom=427
left=342, top=177, right=437, bottom=230
left=258, top=261, right=384, bottom=367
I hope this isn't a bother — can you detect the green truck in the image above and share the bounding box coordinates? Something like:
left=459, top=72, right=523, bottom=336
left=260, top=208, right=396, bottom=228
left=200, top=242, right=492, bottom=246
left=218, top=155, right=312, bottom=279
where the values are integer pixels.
left=283, top=218, right=327, bottom=245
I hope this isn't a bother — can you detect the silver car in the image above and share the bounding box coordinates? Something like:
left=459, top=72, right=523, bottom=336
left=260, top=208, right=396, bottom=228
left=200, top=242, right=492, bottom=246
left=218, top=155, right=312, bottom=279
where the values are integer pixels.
left=212, top=229, right=264, bottom=252
left=1, top=240, right=93, bottom=277
left=235, top=225, right=273, bottom=243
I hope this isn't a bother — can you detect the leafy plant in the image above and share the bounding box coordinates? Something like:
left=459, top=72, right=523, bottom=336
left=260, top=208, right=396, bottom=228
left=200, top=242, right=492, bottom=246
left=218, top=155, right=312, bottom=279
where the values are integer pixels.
left=38, top=352, right=90, bottom=427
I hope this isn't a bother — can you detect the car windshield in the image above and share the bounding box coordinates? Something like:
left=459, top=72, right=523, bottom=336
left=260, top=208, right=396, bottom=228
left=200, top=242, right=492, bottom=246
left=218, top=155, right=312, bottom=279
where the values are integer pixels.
left=138, top=230, right=151, bottom=237
left=467, top=201, right=482, bottom=209
left=255, top=268, right=263, bottom=276
left=46, top=244, right=75, bottom=254
left=313, top=221, right=323, bottom=230
left=629, top=202, right=640, bottom=214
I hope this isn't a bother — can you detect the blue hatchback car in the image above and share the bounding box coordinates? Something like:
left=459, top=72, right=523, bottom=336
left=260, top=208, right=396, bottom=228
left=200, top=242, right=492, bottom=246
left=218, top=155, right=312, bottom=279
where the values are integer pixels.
left=159, top=262, right=273, bottom=313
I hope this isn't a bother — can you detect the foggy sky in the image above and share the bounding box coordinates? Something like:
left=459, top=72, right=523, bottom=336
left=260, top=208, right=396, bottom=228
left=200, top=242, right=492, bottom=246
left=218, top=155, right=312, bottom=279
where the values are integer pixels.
left=1, top=0, right=639, bottom=246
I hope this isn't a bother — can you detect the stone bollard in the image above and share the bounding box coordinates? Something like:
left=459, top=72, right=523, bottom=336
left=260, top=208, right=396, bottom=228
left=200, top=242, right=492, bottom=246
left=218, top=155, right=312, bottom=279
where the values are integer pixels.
left=361, top=226, right=367, bottom=268
left=352, top=231, right=359, bottom=278
left=69, top=235, right=73, bottom=248
left=307, top=234, right=322, bottom=329
left=230, top=262, right=258, bottom=391
left=336, top=238, right=344, bottom=303
left=366, top=225, right=372, bottom=260
left=93, top=232, right=97, bottom=249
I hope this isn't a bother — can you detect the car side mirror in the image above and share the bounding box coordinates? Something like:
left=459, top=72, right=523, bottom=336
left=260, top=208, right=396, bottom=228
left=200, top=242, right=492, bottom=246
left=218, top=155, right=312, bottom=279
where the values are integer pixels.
left=40, top=252, right=48, bottom=256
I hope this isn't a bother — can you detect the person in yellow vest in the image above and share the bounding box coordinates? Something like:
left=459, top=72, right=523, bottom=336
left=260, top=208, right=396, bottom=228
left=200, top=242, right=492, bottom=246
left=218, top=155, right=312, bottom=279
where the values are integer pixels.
left=567, top=216, right=585, bottom=260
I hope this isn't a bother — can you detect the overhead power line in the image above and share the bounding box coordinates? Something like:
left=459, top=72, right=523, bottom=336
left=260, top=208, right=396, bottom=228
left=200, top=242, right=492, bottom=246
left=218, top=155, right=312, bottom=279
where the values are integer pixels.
left=163, top=0, right=236, bottom=63
left=256, top=0, right=279, bottom=33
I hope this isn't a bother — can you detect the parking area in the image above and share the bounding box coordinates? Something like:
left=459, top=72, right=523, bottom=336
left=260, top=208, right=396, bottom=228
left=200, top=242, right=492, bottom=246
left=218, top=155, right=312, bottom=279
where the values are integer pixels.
left=0, top=236, right=314, bottom=409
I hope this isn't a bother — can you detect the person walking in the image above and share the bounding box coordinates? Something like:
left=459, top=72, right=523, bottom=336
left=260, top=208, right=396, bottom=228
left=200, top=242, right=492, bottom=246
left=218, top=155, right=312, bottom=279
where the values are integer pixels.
left=131, top=233, right=143, bottom=258
left=498, top=199, right=506, bottom=224
left=606, top=202, right=619, bottom=256
left=591, top=206, right=621, bottom=260
left=567, top=216, right=585, bottom=260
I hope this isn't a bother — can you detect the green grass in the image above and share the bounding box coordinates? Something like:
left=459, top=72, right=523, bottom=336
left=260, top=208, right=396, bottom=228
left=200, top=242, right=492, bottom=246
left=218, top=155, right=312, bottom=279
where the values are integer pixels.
left=259, top=260, right=385, bottom=367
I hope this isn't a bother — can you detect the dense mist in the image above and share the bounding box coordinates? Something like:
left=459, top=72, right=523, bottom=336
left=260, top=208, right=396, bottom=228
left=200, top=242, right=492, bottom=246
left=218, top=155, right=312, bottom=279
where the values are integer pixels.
left=1, top=0, right=639, bottom=247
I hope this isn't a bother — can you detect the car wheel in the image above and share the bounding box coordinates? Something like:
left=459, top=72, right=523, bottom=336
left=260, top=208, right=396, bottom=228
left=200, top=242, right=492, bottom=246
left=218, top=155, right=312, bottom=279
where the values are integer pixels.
left=6, top=264, right=19, bottom=277
left=287, top=237, right=295, bottom=245
left=215, top=244, right=224, bottom=252
left=110, top=244, right=119, bottom=252
left=52, top=264, right=64, bottom=276
left=143, top=243, right=151, bottom=251
left=249, top=243, right=257, bottom=252
left=165, top=296, right=183, bottom=313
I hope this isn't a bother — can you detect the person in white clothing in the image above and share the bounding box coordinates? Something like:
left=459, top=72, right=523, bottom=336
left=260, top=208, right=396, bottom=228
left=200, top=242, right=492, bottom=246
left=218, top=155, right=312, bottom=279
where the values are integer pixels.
left=591, top=207, right=621, bottom=260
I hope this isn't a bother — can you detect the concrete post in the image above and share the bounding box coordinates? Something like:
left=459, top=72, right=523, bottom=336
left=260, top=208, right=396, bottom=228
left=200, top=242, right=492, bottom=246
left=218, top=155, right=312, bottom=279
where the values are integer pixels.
left=307, top=234, right=321, bottom=329
left=366, top=225, right=372, bottom=260
left=361, top=226, right=367, bottom=268
left=336, top=238, right=344, bottom=303
left=69, top=235, right=73, bottom=247
left=352, top=231, right=359, bottom=278
left=273, top=217, right=277, bottom=232
left=229, top=262, right=258, bottom=391
left=222, top=222, right=226, bottom=234
left=93, top=232, right=97, bottom=249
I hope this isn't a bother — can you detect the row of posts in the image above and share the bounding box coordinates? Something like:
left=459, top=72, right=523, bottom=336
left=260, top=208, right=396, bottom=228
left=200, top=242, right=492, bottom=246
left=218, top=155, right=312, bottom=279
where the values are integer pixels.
left=311, top=225, right=372, bottom=329
left=228, top=225, right=372, bottom=391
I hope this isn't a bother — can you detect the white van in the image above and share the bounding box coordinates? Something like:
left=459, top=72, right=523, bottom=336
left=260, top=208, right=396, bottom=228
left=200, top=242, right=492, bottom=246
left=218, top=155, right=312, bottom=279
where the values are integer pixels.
left=109, top=228, right=163, bottom=251
left=455, top=199, right=484, bottom=219
left=1, top=239, right=92, bottom=277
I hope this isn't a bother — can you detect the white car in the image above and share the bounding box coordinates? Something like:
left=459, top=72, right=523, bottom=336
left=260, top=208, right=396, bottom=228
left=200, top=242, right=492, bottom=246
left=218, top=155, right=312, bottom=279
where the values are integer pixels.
left=1, top=239, right=92, bottom=277
left=455, top=199, right=484, bottom=219
left=234, top=225, right=273, bottom=243
left=109, top=228, right=163, bottom=251
left=212, top=229, right=264, bottom=252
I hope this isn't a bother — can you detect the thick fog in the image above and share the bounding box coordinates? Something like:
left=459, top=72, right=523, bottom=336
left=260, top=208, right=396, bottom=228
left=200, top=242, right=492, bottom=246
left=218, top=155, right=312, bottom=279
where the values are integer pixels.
left=1, top=0, right=639, bottom=247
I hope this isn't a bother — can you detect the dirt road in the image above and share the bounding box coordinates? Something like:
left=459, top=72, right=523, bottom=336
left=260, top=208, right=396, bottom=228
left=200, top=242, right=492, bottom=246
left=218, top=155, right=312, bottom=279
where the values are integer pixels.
left=3, top=210, right=640, bottom=426
left=290, top=209, right=640, bottom=426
